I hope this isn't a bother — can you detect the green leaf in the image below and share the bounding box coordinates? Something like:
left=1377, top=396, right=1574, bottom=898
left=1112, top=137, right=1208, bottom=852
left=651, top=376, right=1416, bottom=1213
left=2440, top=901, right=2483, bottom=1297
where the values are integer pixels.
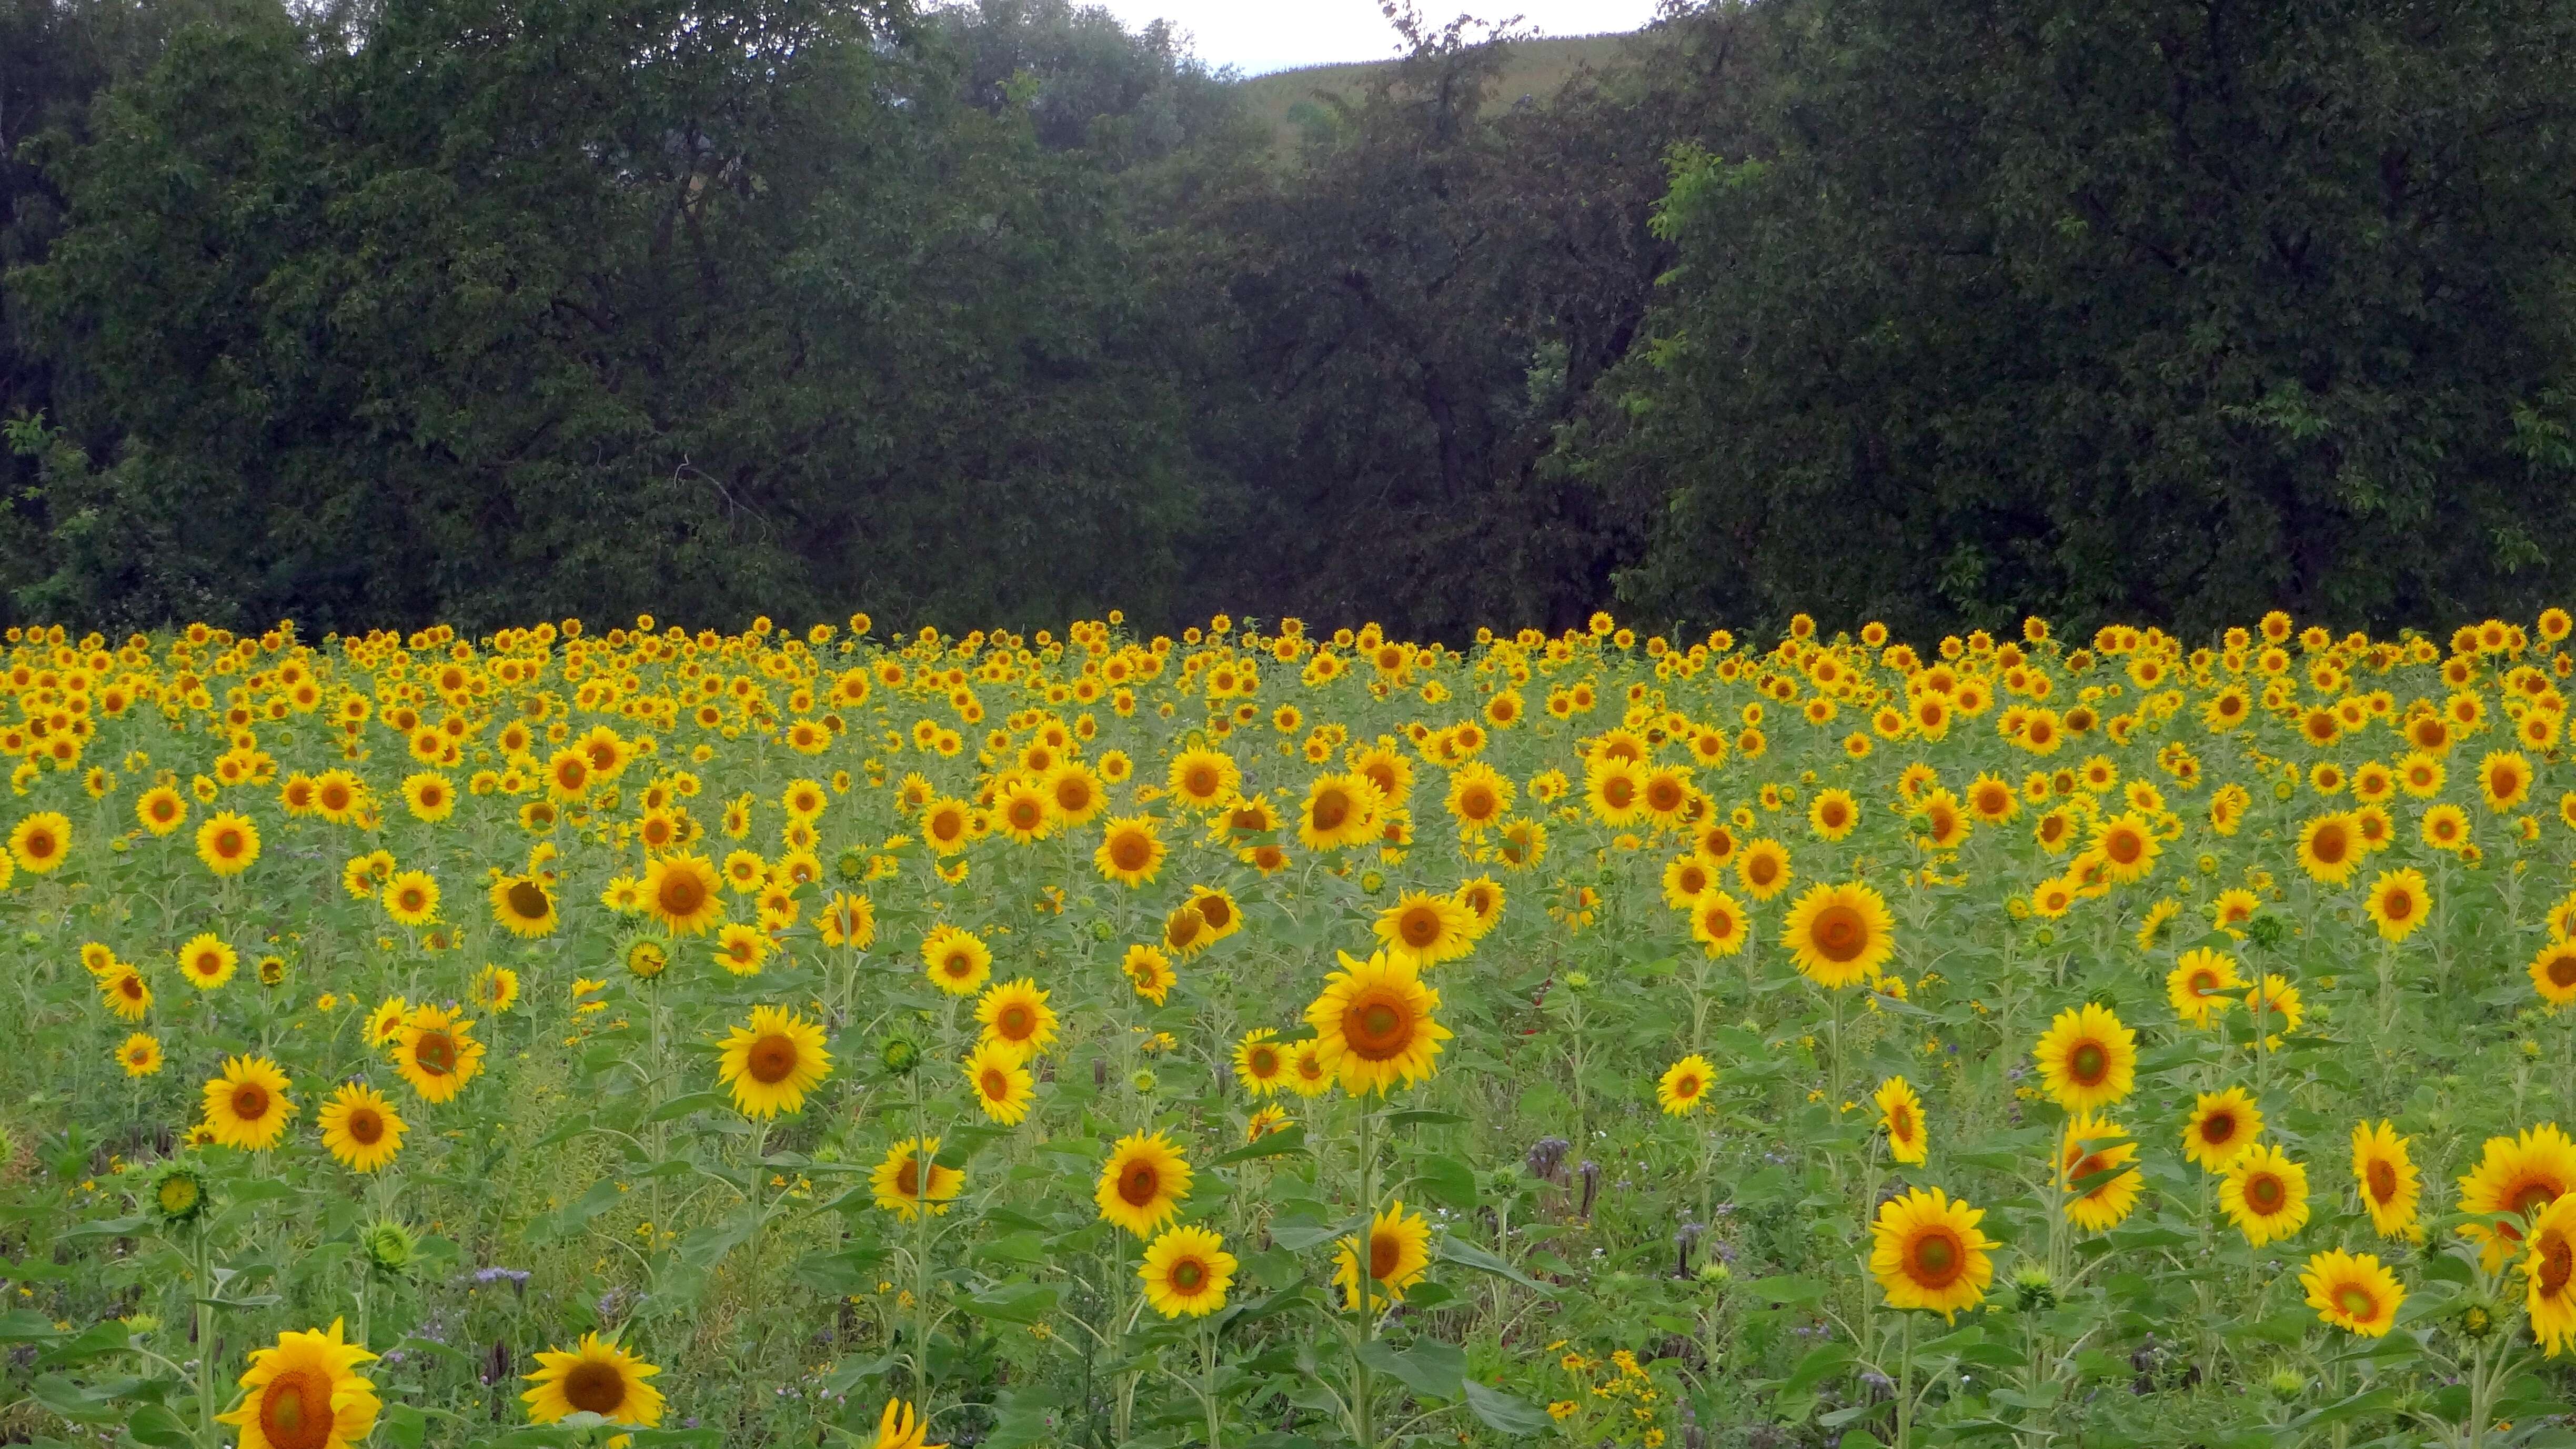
left=126, top=1403, right=194, bottom=1448
left=1206, top=1125, right=1308, bottom=1166
left=1463, top=1379, right=1549, bottom=1435
left=1407, top=1153, right=1477, bottom=1211
left=959, top=1283, right=1061, bottom=1324
left=1435, top=1235, right=1553, bottom=1293
left=1356, top=1336, right=1464, bottom=1400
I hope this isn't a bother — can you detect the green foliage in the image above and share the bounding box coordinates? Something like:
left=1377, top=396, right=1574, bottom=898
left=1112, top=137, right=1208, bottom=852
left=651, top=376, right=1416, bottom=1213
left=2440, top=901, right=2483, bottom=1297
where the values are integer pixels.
left=1589, top=0, right=2576, bottom=640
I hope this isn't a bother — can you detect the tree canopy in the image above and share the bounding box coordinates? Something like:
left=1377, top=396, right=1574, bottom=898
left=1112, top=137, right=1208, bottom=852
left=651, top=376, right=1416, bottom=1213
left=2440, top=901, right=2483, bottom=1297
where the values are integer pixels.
left=4, top=0, right=2573, bottom=639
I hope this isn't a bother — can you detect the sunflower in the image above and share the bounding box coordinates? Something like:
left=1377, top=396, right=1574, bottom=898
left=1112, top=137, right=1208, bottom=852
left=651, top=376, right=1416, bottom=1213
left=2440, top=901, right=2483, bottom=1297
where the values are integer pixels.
left=203, top=1055, right=297, bottom=1151
left=1163, top=747, right=1239, bottom=812
left=1140, top=1225, right=1237, bottom=1319
left=1868, top=1187, right=1994, bottom=1321
left=1297, top=772, right=1383, bottom=851
left=1876, top=1076, right=1927, bottom=1165
left=194, top=811, right=259, bottom=877
left=990, top=778, right=1055, bottom=844
left=394, top=1005, right=485, bottom=1103
left=2244, top=973, right=2304, bottom=1048
left=2090, top=812, right=2158, bottom=883
left=1453, top=877, right=1505, bottom=937
left=2220, top=1144, right=2311, bottom=1247
left=2457, top=1124, right=2576, bottom=1270
left=975, top=979, right=1058, bottom=1060
left=1374, top=890, right=1476, bottom=968
left=1092, top=816, right=1166, bottom=887
left=1234, top=1029, right=1290, bottom=1096
left=136, top=786, right=186, bottom=837
left=1735, top=838, right=1792, bottom=900
left=1122, top=943, right=1175, bottom=1004
left=364, top=996, right=409, bottom=1051
left=1162, top=900, right=1214, bottom=958
left=2480, top=750, right=2533, bottom=812
left=871, top=1136, right=965, bottom=1221
left=1657, top=1054, right=1715, bottom=1116
left=711, top=1004, right=830, bottom=1118
left=472, top=964, right=520, bottom=1015
left=2181, top=1088, right=2262, bottom=1173
left=962, top=1040, right=1034, bottom=1125
left=818, top=891, right=876, bottom=950
left=1096, top=1131, right=1193, bottom=1237
left=712, top=922, right=769, bottom=976
left=9, top=811, right=68, bottom=873
left=2300, top=1250, right=2404, bottom=1337
left=1582, top=757, right=1647, bottom=828
left=1187, top=886, right=1244, bottom=944
left=380, top=870, right=439, bottom=928
left=1445, top=763, right=1513, bottom=837
left=1808, top=787, right=1860, bottom=840
left=400, top=772, right=455, bottom=824
left=2527, top=1193, right=2576, bottom=1356
left=117, top=1032, right=163, bottom=1077
left=2352, top=1120, right=2422, bottom=1239
left=2346, top=868, right=2431, bottom=945
left=1781, top=880, right=1896, bottom=989
left=217, top=1319, right=379, bottom=1449
left=922, top=924, right=993, bottom=996
left=2295, top=812, right=2361, bottom=886
left=1284, top=1038, right=1333, bottom=1098
left=318, top=1084, right=407, bottom=1173
left=2530, top=940, right=2576, bottom=1008
left=522, top=1334, right=663, bottom=1429
left=488, top=874, right=558, bottom=938
left=863, top=1397, right=946, bottom=1449
left=1332, top=1200, right=1433, bottom=1310
left=1690, top=890, right=1749, bottom=957
left=2060, top=1114, right=2142, bottom=1232
left=1305, top=949, right=1452, bottom=1095
left=2031, top=1003, right=2137, bottom=1112
left=641, top=853, right=724, bottom=935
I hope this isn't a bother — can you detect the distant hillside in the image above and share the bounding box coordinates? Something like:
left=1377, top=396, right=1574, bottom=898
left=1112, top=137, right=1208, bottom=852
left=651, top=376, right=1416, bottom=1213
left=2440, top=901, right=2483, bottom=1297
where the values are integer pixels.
left=1235, top=32, right=1635, bottom=155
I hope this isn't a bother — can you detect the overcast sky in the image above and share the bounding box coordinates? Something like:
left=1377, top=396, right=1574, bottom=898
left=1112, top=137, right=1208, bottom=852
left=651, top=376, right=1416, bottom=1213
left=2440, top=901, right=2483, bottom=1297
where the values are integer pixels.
left=1092, top=0, right=1666, bottom=75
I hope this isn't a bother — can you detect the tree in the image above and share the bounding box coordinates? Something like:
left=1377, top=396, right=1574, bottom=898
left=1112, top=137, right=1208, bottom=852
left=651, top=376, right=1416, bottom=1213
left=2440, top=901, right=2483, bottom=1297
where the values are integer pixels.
left=1586, top=0, right=2576, bottom=641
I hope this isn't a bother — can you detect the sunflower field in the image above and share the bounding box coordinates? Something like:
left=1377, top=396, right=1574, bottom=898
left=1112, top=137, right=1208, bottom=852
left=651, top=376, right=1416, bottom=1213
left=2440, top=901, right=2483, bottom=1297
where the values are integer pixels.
left=6, top=608, right=2576, bottom=1449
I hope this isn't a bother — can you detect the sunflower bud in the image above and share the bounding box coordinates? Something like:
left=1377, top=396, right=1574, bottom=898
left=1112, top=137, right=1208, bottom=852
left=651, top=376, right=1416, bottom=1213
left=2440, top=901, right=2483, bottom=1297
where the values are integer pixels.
left=149, top=1160, right=208, bottom=1226
left=2454, top=1297, right=2501, bottom=1341
left=878, top=1036, right=920, bottom=1076
left=2033, top=927, right=2055, bottom=947
left=834, top=848, right=867, bottom=882
left=256, top=955, right=286, bottom=987
left=1091, top=918, right=1115, bottom=941
left=2012, top=1264, right=2057, bottom=1313
left=1360, top=870, right=1385, bottom=895
left=363, top=1220, right=418, bottom=1277
left=2266, top=1370, right=2305, bottom=1397
left=2247, top=915, right=2288, bottom=951
left=622, top=937, right=668, bottom=980
left=1130, top=1069, right=1158, bottom=1094
left=1696, top=1258, right=1731, bottom=1284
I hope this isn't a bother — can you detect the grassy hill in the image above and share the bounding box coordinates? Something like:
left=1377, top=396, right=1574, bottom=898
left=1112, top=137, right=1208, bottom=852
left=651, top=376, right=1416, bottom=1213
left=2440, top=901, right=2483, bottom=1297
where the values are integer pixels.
left=1235, top=32, right=1634, bottom=155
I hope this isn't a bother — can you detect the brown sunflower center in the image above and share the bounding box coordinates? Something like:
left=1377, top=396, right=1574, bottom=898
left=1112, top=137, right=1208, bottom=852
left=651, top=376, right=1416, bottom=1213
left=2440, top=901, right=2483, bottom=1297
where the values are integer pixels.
left=2312, top=827, right=2348, bottom=864
left=2383, top=890, right=2414, bottom=921
left=1345, top=991, right=1415, bottom=1059
left=1111, top=834, right=1150, bottom=871
left=346, top=1108, right=384, bottom=1145
left=2105, top=830, right=2141, bottom=864
left=2247, top=1173, right=2285, bottom=1213
left=1369, top=1230, right=1403, bottom=1280
left=2068, top=1042, right=2109, bottom=1085
left=1807, top=904, right=1867, bottom=963
left=2550, top=954, right=2576, bottom=990
left=2367, top=1160, right=2398, bottom=1203
left=2336, top=1284, right=2377, bottom=1319
left=1170, top=1256, right=1206, bottom=1292
left=2201, top=1112, right=2237, bottom=1145
left=747, top=1033, right=798, bottom=1084
left=561, top=1360, right=627, bottom=1415
left=2540, top=1236, right=2573, bottom=1297
left=232, top=1083, right=271, bottom=1120
left=414, top=1032, right=456, bottom=1076
left=1311, top=789, right=1350, bottom=831
left=1907, top=1228, right=1964, bottom=1287
left=997, top=1005, right=1033, bottom=1039
left=507, top=881, right=549, bottom=919
left=1602, top=777, right=1635, bottom=809
left=981, top=1068, right=1011, bottom=1100
left=2513, top=1180, right=2563, bottom=1217
left=259, top=1366, right=335, bottom=1449
left=1119, top=1162, right=1163, bottom=1208
left=659, top=873, right=705, bottom=917
left=1400, top=908, right=1442, bottom=948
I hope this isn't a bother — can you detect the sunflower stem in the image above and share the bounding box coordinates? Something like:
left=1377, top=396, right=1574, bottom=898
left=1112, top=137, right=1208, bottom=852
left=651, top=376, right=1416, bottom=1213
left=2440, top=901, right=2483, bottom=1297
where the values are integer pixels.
left=192, top=1221, right=215, bottom=1449
left=1350, top=1099, right=1379, bottom=1449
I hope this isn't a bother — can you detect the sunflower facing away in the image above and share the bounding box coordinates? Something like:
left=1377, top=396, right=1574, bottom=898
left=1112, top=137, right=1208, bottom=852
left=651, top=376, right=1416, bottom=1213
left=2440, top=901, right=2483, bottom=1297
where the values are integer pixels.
left=1140, top=1225, right=1237, bottom=1319
left=1305, top=949, right=1452, bottom=1095
left=217, top=1319, right=378, bottom=1449
left=717, top=1005, right=832, bottom=1118
left=2031, top=1003, right=2137, bottom=1113
left=1096, top=1131, right=1194, bottom=1237
left=522, top=1334, right=663, bottom=1429
left=1869, top=1186, right=1995, bottom=1321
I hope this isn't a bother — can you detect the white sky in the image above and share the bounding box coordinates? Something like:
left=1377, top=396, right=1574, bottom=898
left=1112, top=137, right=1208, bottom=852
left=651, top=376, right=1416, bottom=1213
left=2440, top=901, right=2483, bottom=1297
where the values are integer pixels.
left=1093, top=0, right=1665, bottom=75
